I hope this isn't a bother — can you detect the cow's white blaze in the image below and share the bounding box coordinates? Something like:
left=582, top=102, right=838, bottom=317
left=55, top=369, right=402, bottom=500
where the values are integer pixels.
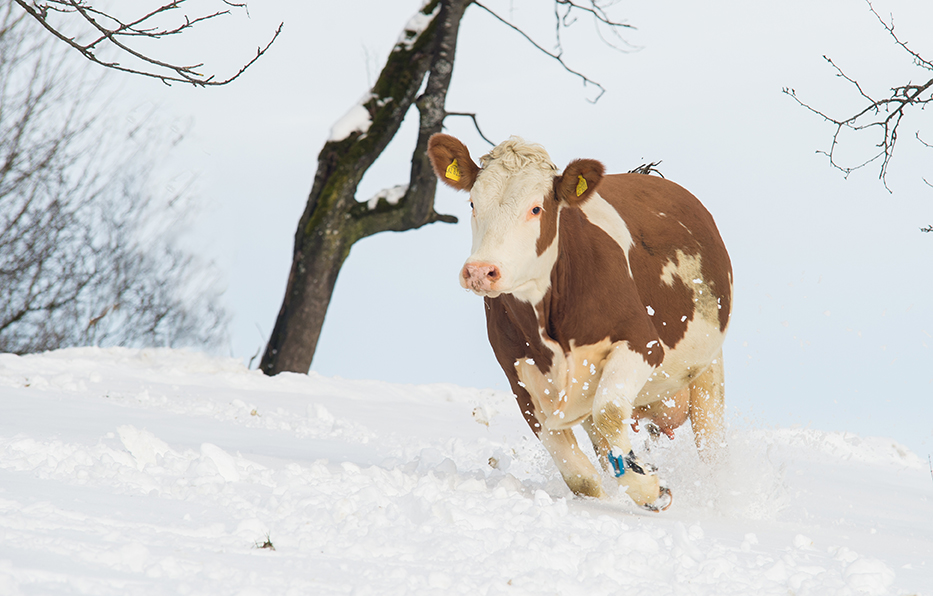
left=579, top=192, right=634, bottom=264
left=462, top=138, right=559, bottom=303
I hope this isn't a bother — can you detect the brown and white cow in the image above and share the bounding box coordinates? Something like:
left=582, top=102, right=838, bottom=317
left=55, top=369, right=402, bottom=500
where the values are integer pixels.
left=427, top=134, right=733, bottom=511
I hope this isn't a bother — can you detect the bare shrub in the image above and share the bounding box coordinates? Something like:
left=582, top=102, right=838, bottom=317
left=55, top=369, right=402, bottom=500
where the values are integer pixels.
left=0, top=2, right=228, bottom=354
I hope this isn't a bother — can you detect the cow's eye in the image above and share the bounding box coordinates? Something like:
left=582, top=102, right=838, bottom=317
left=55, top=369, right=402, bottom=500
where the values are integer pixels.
left=531, top=206, right=542, bottom=215
left=470, top=202, right=474, bottom=210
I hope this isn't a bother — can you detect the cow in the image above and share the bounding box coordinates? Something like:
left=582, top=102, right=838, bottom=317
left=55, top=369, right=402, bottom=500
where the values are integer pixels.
left=428, top=134, right=733, bottom=511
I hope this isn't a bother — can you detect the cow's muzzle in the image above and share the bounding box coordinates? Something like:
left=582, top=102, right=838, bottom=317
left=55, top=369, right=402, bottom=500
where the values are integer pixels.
left=461, top=261, right=501, bottom=294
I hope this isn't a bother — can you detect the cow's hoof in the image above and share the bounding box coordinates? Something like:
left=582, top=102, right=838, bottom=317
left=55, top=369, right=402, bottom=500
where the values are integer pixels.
left=640, top=486, right=673, bottom=512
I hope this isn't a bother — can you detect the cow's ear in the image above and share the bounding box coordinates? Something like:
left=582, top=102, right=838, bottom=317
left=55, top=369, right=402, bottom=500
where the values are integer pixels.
left=427, top=133, right=479, bottom=192
left=555, top=159, right=605, bottom=207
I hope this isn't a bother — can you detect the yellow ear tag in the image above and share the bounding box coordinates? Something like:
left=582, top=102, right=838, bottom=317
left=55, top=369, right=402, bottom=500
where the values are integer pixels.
left=446, top=159, right=462, bottom=182
left=575, top=175, right=588, bottom=197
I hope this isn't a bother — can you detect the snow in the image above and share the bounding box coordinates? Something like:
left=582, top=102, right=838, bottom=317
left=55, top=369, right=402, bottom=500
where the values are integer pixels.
left=0, top=348, right=930, bottom=595
left=328, top=94, right=373, bottom=142
left=396, top=2, right=441, bottom=51
left=366, top=184, right=408, bottom=210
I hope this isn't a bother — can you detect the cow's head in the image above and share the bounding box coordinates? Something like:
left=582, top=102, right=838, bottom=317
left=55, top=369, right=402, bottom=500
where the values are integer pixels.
left=428, top=133, right=604, bottom=302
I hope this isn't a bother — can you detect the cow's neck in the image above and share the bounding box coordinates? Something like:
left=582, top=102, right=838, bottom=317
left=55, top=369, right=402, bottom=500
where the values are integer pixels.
left=505, top=234, right=560, bottom=306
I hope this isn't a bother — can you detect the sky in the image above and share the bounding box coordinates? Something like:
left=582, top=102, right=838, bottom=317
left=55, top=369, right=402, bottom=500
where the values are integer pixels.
left=96, top=0, right=933, bottom=456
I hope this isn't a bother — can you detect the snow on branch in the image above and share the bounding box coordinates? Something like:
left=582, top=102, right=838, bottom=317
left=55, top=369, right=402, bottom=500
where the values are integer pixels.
left=329, top=94, right=375, bottom=142
left=396, top=0, right=441, bottom=51
left=365, top=185, right=408, bottom=210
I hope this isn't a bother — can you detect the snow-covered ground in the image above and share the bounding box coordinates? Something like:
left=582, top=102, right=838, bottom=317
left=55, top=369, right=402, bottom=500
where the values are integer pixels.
left=0, top=348, right=929, bottom=595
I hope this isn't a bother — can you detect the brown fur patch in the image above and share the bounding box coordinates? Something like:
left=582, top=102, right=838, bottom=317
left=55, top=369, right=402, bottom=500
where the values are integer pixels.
left=427, top=134, right=480, bottom=192
left=596, top=174, right=733, bottom=345
left=535, top=189, right=559, bottom=256
left=554, top=159, right=604, bottom=206
left=543, top=208, right=663, bottom=366
left=484, top=294, right=554, bottom=434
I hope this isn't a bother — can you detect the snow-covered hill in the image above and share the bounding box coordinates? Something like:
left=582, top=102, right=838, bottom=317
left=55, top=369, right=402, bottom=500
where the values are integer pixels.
left=0, top=348, right=929, bottom=595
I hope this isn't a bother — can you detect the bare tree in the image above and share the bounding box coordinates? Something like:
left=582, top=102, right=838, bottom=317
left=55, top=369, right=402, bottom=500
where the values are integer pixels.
left=12, top=0, right=280, bottom=85
left=784, top=0, right=932, bottom=207
left=260, top=0, right=633, bottom=376
left=0, top=4, right=228, bottom=353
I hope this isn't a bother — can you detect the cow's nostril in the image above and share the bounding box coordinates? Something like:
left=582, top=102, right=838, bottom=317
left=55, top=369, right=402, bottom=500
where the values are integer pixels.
left=462, top=262, right=499, bottom=290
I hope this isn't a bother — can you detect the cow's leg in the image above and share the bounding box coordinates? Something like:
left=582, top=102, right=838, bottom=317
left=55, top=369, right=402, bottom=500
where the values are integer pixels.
left=688, top=349, right=726, bottom=460
left=538, top=427, right=606, bottom=499
left=512, top=383, right=606, bottom=498
left=590, top=343, right=662, bottom=507
left=582, top=417, right=611, bottom=472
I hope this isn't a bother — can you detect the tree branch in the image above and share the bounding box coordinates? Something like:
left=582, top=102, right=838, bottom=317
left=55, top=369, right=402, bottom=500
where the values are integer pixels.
left=784, top=0, right=933, bottom=189
left=353, top=0, right=467, bottom=239
left=473, top=0, right=625, bottom=102
left=13, top=0, right=281, bottom=86
left=445, top=112, right=494, bottom=146
left=554, top=0, right=635, bottom=54
left=867, top=1, right=933, bottom=70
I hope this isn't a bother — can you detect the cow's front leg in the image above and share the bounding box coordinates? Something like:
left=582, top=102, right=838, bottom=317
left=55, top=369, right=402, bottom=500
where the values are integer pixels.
left=590, top=343, right=665, bottom=508
left=538, top=427, right=607, bottom=499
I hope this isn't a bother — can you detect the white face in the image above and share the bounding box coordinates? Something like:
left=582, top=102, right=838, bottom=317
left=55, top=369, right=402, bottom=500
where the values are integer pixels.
left=461, top=163, right=560, bottom=303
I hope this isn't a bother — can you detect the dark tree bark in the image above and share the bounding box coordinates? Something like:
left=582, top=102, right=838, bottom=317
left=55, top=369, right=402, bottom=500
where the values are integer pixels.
left=259, top=0, right=467, bottom=375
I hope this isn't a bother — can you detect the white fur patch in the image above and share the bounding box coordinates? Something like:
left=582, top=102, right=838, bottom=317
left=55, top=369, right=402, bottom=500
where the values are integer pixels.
left=637, top=251, right=730, bottom=406
left=579, top=193, right=634, bottom=265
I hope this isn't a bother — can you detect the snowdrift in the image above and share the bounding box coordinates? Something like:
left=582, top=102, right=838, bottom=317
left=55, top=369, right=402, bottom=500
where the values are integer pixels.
left=0, top=348, right=929, bottom=595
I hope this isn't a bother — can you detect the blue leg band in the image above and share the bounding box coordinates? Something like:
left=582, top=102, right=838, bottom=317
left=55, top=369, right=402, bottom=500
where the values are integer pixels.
left=608, top=450, right=626, bottom=477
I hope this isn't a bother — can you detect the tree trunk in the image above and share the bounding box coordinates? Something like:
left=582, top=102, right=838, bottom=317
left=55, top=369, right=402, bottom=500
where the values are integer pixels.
left=260, top=0, right=469, bottom=376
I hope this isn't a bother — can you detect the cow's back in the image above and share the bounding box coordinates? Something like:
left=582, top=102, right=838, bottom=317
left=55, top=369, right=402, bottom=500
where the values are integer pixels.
left=595, top=173, right=732, bottom=351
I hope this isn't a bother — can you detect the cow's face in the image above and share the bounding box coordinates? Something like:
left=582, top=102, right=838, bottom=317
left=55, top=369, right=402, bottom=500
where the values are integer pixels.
left=428, top=134, right=604, bottom=303
left=463, top=147, right=558, bottom=299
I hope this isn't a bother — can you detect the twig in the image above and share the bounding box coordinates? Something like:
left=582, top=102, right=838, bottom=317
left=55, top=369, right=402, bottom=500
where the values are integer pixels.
left=14, top=0, right=281, bottom=86
left=555, top=0, right=635, bottom=53
left=473, top=0, right=607, bottom=102
left=867, top=0, right=933, bottom=70
left=253, top=533, right=275, bottom=551
left=86, top=303, right=118, bottom=330
left=446, top=112, right=494, bottom=146
left=628, top=161, right=664, bottom=177
left=783, top=0, right=933, bottom=190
